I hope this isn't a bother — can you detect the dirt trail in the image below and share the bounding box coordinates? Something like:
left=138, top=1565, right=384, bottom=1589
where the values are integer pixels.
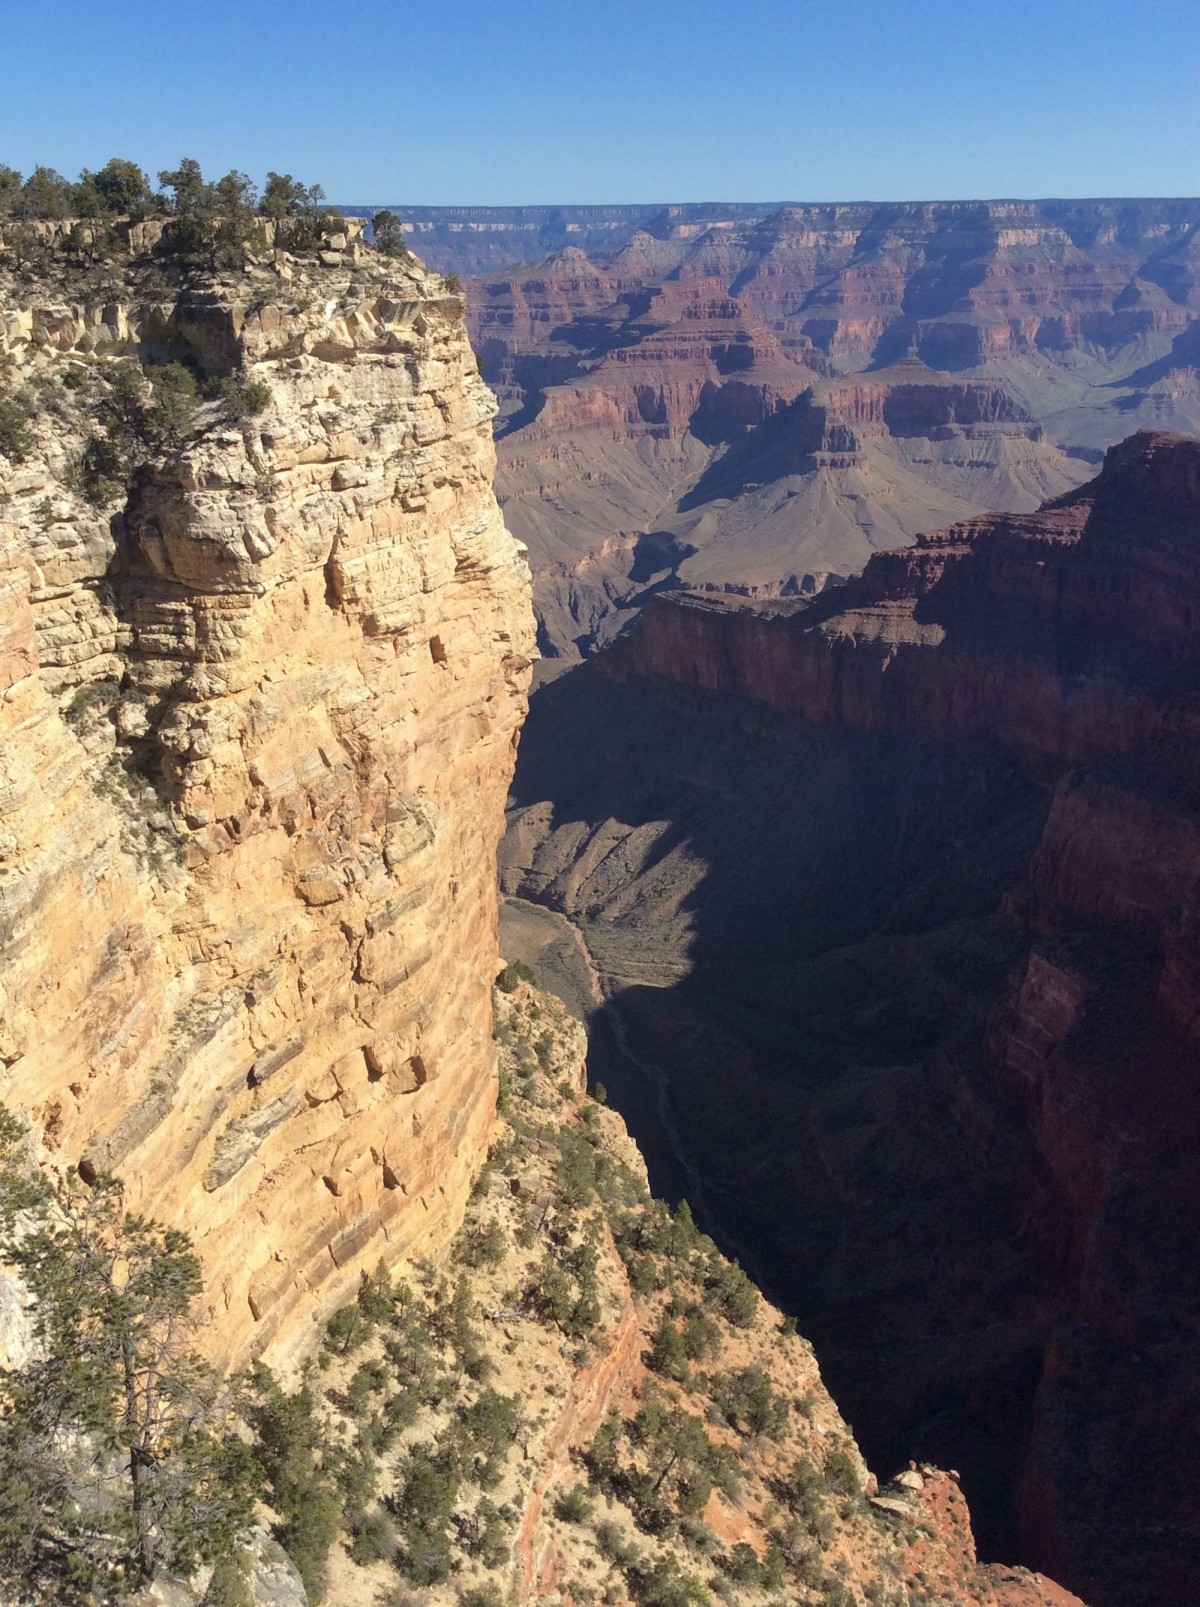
left=515, top=1220, right=644, bottom=1595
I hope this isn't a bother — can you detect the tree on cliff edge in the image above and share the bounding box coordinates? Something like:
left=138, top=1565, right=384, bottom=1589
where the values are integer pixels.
left=0, top=1109, right=258, bottom=1600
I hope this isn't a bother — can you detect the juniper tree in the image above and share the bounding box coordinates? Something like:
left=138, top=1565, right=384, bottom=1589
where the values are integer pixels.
left=371, top=209, right=409, bottom=258
left=0, top=1109, right=258, bottom=1599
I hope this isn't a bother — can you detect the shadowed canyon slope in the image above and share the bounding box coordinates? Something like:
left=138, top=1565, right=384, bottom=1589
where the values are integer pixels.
left=501, top=432, right=1200, bottom=1607
left=0, top=220, right=534, bottom=1367
left=436, top=198, right=1200, bottom=656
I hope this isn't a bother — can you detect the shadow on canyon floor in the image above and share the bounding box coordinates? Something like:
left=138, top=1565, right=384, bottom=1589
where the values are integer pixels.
left=499, top=654, right=1200, bottom=1606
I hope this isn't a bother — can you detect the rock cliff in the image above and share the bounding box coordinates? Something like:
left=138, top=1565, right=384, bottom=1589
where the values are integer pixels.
left=500, top=433, right=1200, bottom=1605
left=0, top=220, right=534, bottom=1367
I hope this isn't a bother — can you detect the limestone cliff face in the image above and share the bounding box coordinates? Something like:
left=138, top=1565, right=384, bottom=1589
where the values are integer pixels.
left=0, top=229, right=534, bottom=1366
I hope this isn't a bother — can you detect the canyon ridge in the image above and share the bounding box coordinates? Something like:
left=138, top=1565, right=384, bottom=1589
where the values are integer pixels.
left=501, top=430, right=1200, bottom=1607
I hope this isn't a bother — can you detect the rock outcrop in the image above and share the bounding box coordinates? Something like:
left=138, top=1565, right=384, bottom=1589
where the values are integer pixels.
left=500, top=433, right=1200, bottom=1605
left=0, top=223, right=534, bottom=1367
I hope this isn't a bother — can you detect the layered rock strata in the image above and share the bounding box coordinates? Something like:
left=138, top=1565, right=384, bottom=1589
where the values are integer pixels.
left=500, top=433, right=1200, bottom=1605
left=320, top=976, right=1084, bottom=1607
left=0, top=226, right=534, bottom=1367
left=451, top=199, right=1200, bottom=657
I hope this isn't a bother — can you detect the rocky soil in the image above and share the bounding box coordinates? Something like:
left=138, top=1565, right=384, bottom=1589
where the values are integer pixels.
left=500, top=433, right=1200, bottom=1606
left=283, top=978, right=1083, bottom=1607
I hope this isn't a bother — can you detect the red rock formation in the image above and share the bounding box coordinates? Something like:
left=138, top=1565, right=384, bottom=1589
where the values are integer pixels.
left=458, top=201, right=1200, bottom=658
left=501, top=432, right=1200, bottom=1605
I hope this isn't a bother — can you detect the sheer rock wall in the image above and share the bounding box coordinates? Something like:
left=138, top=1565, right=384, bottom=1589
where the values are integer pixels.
left=0, top=237, right=534, bottom=1367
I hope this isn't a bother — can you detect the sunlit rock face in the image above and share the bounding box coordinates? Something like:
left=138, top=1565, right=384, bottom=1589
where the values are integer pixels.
left=0, top=228, right=534, bottom=1367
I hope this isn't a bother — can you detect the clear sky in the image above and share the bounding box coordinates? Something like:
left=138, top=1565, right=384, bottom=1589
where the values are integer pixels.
left=2, top=0, right=1197, bottom=204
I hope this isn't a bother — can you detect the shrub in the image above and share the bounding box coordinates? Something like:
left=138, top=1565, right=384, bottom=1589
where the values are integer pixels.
left=459, top=1586, right=505, bottom=1607
left=202, top=373, right=273, bottom=420
left=203, top=1555, right=254, bottom=1607
left=0, top=395, right=32, bottom=462
left=681, top=1308, right=721, bottom=1362
left=0, top=1122, right=259, bottom=1597
left=495, top=960, right=535, bottom=993
left=247, top=1371, right=342, bottom=1598
left=721, top=1542, right=762, bottom=1584
left=461, top=1218, right=507, bottom=1268
left=399, top=1524, right=453, bottom=1586
left=629, top=1556, right=710, bottom=1606
left=714, top=1366, right=788, bottom=1437
left=460, top=1388, right=520, bottom=1485
left=647, top=1316, right=690, bottom=1383
left=277, top=1483, right=343, bottom=1599
left=823, top=1445, right=862, bottom=1498
left=456, top=1496, right=510, bottom=1566
left=553, top=1483, right=592, bottom=1523
left=707, top=1258, right=759, bottom=1328
left=347, top=1509, right=396, bottom=1565
left=371, top=210, right=410, bottom=259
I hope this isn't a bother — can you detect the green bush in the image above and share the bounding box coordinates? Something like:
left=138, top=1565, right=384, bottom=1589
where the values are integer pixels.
left=495, top=960, right=535, bottom=993
left=707, top=1258, right=759, bottom=1328
left=347, top=1508, right=396, bottom=1565
left=246, top=1369, right=343, bottom=1598
left=553, top=1483, right=592, bottom=1523
left=203, top=1555, right=254, bottom=1607
left=713, top=1366, right=788, bottom=1437
left=0, top=395, right=33, bottom=462
left=202, top=373, right=272, bottom=419
left=823, top=1445, right=862, bottom=1498
left=459, top=1585, right=505, bottom=1607
left=647, top=1315, right=690, bottom=1383
left=399, top=1524, right=453, bottom=1586
left=0, top=1117, right=260, bottom=1598
left=461, top=1218, right=507, bottom=1268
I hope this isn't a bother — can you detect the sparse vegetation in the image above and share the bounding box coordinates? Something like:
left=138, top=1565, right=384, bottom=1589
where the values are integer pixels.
left=0, top=389, right=33, bottom=461
left=0, top=969, right=1004, bottom=1606
left=495, top=959, right=536, bottom=993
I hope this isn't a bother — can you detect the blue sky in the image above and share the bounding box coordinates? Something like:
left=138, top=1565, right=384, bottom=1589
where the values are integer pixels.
left=2, top=0, right=1197, bottom=203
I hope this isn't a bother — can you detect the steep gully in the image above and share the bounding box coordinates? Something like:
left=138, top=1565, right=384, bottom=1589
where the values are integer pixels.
left=499, top=433, right=1200, bottom=1607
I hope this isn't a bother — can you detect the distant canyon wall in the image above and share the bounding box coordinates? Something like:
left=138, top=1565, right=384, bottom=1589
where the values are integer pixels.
left=387, top=197, right=1200, bottom=658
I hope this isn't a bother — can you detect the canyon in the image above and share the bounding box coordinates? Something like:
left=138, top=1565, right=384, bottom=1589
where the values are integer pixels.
left=0, top=208, right=1083, bottom=1607
left=1, top=197, right=1190, bottom=1607
left=500, top=431, right=1200, bottom=1607
left=383, top=198, right=1200, bottom=658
